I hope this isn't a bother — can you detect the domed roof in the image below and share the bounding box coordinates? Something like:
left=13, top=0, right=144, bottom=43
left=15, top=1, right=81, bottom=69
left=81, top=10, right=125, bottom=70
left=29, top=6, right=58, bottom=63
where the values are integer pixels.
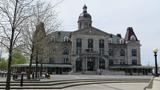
left=79, top=5, right=92, bottom=19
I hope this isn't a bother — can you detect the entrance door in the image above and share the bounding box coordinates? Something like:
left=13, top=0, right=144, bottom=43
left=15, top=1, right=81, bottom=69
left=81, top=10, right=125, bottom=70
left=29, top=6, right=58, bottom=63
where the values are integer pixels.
left=99, top=58, right=105, bottom=69
left=87, top=57, right=95, bottom=71
left=76, top=59, right=82, bottom=72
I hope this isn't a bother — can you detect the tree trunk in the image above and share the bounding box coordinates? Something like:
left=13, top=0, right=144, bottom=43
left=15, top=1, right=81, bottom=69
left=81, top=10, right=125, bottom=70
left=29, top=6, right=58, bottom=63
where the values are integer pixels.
left=28, top=45, right=34, bottom=79
left=6, top=0, right=18, bottom=90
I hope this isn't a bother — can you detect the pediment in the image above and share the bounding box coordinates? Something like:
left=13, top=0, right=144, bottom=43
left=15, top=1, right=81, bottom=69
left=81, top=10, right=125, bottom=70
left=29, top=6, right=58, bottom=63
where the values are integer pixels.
left=72, top=27, right=109, bottom=36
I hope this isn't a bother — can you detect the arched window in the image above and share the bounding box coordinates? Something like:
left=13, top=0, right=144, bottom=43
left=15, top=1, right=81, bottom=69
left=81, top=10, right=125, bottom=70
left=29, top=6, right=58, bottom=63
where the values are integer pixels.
left=130, top=35, right=136, bottom=41
left=119, top=39, right=124, bottom=44
left=64, top=36, right=69, bottom=42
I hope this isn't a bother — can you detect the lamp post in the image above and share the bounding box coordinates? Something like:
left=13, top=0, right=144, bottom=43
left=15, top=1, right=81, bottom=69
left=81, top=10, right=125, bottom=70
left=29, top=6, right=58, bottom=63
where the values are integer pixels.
left=153, top=48, right=159, bottom=77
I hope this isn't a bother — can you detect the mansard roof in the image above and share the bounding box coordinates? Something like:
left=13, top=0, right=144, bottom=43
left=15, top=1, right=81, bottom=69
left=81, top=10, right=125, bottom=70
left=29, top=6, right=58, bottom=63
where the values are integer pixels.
left=125, top=27, right=138, bottom=41
left=48, top=31, right=71, bottom=42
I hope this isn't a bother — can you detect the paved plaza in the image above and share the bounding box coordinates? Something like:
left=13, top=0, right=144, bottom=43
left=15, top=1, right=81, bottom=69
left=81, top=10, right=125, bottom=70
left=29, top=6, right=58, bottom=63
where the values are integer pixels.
left=0, top=75, right=153, bottom=90
left=63, top=83, right=148, bottom=90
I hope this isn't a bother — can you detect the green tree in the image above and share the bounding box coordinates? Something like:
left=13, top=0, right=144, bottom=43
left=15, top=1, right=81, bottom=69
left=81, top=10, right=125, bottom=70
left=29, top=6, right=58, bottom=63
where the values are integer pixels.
left=0, top=58, right=8, bottom=70
left=12, top=49, right=27, bottom=65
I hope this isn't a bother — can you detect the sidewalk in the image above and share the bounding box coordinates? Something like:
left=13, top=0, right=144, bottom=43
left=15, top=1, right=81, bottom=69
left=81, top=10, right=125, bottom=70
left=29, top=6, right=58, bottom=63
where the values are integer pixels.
left=145, top=77, right=160, bottom=90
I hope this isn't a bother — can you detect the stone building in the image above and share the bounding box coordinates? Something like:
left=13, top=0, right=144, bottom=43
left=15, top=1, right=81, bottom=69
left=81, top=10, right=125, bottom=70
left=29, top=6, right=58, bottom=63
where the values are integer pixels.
left=28, top=5, right=152, bottom=75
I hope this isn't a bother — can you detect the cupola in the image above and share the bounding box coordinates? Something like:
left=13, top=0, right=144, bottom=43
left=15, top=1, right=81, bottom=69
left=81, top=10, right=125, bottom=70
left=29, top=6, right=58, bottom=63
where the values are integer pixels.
left=78, top=5, right=92, bottom=30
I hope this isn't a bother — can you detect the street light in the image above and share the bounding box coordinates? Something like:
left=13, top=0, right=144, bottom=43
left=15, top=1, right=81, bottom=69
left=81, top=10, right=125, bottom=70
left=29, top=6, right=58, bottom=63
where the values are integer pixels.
left=153, top=48, right=159, bottom=77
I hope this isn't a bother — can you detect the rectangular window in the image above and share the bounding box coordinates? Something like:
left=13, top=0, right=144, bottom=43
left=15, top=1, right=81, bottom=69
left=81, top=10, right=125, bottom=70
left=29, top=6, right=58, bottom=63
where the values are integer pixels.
left=88, top=39, right=93, bottom=48
left=76, top=38, right=82, bottom=48
left=76, top=38, right=82, bottom=55
left=109, top=49, right=114, bottom=56
left=120, top=49, right=125, bottom=56
left=132, top=59, right=137, bottom=65
left=132, top=49, right=137, bottom=56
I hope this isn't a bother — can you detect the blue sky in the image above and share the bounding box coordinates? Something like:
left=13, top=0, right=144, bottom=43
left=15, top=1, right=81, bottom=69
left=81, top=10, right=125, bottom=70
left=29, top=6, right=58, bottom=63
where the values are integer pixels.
left=53, top=0, right=160, bottom=65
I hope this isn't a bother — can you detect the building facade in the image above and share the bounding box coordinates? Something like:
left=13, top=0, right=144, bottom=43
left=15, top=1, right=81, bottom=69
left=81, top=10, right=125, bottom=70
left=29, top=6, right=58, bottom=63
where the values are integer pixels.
left=32, top=5, right=143, bottom=74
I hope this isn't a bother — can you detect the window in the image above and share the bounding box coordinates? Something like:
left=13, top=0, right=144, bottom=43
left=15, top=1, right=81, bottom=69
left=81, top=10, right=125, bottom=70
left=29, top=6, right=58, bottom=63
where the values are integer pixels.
left=99, top=39, right=104, bottom=48
left=76, top=38, right=82, bottom=55
left=119, top=39, right=124, bottom=44
left=130, top=35, right=136, bottom=41
left=120, top=49, right=125, bottom=56
left=76, top=38, right=82, bottom=48
left=88, top=39, right=93, bottom=48
left=63, top=47, right=69, bottom=55
left=99, top=58, right=105, bottom=69
left=64, top=36, right=69, bottom=42
left=109, top=49, right=114, bottom=56
left=99, top=39, right=104, bottom=54
left=132, top=59, right=137, bottom=65
left=132, top=49, right=137, bottom=56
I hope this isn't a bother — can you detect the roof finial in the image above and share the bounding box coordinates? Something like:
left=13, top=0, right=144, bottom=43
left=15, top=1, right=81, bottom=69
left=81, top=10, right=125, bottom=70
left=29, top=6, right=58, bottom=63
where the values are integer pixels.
left=83, top=4, right=87, bottom=13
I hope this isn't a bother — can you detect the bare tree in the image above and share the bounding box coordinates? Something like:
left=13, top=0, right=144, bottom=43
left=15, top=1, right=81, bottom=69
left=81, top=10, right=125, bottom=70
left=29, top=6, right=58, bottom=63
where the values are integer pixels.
left=0, top=0, right=33, bottom=89
left=20, top=0, right=61, bottom=79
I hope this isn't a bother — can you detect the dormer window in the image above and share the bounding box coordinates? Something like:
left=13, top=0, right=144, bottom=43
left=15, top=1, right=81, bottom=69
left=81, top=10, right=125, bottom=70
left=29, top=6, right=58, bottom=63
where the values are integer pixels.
left=119, top=39, right=124, bottom=44
left=130, top=35, right=136, bottom=41
left=64, top=36, right=69, bottom=42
